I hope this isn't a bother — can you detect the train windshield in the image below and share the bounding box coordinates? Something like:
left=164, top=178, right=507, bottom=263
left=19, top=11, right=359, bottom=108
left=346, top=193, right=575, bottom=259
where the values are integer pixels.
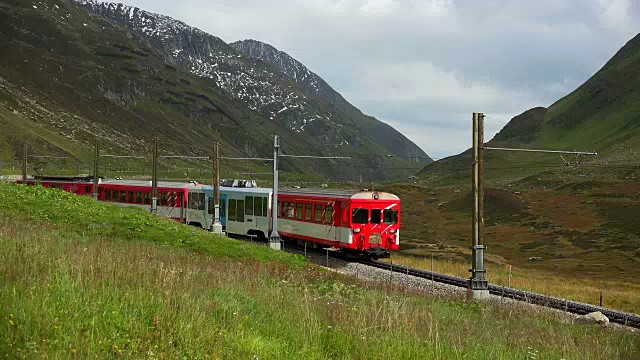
left=371, top=209, right=381, bottom=224
left=383, top=209, right=398, bottom=224
left=352, top=208, right=368, bottom=224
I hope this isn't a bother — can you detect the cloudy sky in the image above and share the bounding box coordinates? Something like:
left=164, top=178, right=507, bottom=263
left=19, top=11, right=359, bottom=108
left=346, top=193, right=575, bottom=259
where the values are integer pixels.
left=119, top=0, right=638, bottom=159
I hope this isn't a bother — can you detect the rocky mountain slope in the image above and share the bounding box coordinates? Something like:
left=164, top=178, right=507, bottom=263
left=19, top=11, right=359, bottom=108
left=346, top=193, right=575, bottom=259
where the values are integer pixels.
left=231, top=39, right=429, bottom=163
left=0, top=0, right=429, bottom=181
left=420, top=32, right=640, bottom=184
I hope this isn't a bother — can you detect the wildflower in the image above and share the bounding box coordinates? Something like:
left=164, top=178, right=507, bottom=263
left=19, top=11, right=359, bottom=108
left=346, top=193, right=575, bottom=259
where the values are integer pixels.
left=118, top=350, right=122, bottom=353
left=17, top=348, right=21, bottom=352
left=113, top=345, right=118, bottom=349
left=9, top=320, right=14, bottom=325
left=127, top=339, right=131, bottom=343
left=53, top=325, right=59, bottom=329
left=10, top=314, right=13, bottom=317
left=72, top=349, right=77, bottom=353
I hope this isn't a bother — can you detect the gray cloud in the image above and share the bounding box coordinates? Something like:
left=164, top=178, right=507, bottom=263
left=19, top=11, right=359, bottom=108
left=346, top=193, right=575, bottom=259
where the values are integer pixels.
left=119, top=0, right=638, bottom=158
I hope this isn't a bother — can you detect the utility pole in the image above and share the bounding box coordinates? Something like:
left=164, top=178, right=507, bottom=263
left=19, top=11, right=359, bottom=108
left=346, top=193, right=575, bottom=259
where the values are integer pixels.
left=270, top=135, right=282, bottom=250
left=467, top=111, right=598, bottom=300
left=151, top=138, right=158, bottom=214
left=22, top=144, right=27, bottom=183
left=470, top=112, right=489, bottom=300
left=93, top=141, right=99, bottom=200
left=210, top=141, right=223, bottom=233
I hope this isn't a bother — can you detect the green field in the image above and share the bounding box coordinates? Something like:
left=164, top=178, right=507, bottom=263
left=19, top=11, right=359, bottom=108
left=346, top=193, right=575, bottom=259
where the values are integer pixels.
left=1, top=182, right=639, bottom=358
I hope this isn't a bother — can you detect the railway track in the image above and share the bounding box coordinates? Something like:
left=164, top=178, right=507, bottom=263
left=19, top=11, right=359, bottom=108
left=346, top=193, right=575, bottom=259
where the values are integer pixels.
left=363, top=259, right=640, bottom=329
left=227, top=235, right=640, bottom=329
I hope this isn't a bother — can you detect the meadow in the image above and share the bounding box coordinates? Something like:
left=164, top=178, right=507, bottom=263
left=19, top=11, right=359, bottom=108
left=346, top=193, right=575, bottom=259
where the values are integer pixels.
left=0, top=182, right=639, bottom=359
left=384, top=179, right=640, bottom=315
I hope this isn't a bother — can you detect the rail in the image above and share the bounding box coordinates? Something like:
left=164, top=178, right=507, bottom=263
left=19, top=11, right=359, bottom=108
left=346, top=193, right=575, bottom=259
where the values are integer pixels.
left=365, top=259, right=640, bottom=328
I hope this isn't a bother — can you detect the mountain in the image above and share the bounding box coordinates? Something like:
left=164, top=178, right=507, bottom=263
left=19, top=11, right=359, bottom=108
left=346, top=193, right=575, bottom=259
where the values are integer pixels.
left=420, top=32, right=640, bottom=184
left=0, top=0, right=429, bottom=181
left=231, top=39, right=429, bottom=163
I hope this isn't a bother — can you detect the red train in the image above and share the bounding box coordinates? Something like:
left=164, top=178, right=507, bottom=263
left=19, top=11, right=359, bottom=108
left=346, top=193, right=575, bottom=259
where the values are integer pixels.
left=14, top=176, right=401, bottom=257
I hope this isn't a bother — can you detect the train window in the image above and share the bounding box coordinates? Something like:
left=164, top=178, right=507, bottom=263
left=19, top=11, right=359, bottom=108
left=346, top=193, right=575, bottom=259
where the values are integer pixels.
left=324, top=205, right=333, bottom=224
left=352, top=208, right=368, bottom=224
left=237, top=200, right=245, bottom=222
left=254, top=197, right=262, bottom=217
left=263, top=197, right=268, bottom=217
left=136, top=192, right=142, bottom=204
left=228, top=199, right=236, bottom=221
left=127, top=191, right=133, bottom=203
left=288, top=202, right=294, bottom=219
left=119, top=191, right=127, bottom=203
left=86, top=186, right=91, bottom=194
left=305, top=204, right=312, bottom=221
left=245, top=196, right=254, bottom=216
left=314, top=204, right=322, bottom=222
left=371, top=209, right=382, bottom=224
left=296, top=203, right=303, bottom=220
left=105, top=190, right=111, bottom=201
left=208, top=197, right=214, bottom=215
left=220, top=198, right=226, bottom=217
left=189, top=192, right=198, bottom=210
left=144, top=192, right=150, bottom=205
left=383, top=209, right=398, bottom=224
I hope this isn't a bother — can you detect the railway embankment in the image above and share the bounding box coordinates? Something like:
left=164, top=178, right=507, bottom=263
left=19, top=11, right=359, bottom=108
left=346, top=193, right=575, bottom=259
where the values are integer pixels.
left=0, top=182, right=638, bottom=358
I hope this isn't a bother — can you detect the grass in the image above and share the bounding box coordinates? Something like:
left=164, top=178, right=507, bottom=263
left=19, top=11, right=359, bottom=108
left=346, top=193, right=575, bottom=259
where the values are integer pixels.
left=381, top=182, right=640, bottom=315
left=387, top=254, right=640, bottom=316
left=1, top=183, right=639, bottom=358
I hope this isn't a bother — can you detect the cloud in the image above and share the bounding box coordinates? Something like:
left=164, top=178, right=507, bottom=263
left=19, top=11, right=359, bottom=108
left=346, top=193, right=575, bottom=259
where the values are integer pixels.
left=119, top=0, right=638, bottom=157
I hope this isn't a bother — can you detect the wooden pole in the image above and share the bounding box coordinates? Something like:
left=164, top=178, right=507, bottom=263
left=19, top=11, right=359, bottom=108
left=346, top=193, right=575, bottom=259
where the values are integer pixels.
left=93, top=141, right=99, bottom=200
left=22, top=144, right=27, bottom=183
left=151, top=138, right=158, bottom=214
left=470, top=113, right=488, bottom=298
left=478, top=113, right=485, bottom=247
left=472, top=112, right=479, bottom=251
left=599, top=290, right=603, bottom=307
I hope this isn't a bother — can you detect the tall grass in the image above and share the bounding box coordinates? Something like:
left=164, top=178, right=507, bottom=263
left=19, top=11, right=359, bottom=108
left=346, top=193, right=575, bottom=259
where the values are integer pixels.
left=0, top=182, right=638, bottom=358
left=388, top=254, right=640, bottom=315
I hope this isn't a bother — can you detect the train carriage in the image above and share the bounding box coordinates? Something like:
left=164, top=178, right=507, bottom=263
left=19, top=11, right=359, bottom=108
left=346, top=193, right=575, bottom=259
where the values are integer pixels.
left=276, top=189, right=400, bottom=257
left=14, top=177, right=401, bottom=257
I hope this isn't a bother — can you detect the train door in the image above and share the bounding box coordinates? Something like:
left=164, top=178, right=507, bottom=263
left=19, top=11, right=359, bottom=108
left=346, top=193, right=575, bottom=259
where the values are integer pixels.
left=250, top=195, right=268, bottom=237
left=244, top=195, right=256, bottom=234
left=220, top=194, right=227, bottom=227
left=226, top=196, right=246, bottom=235
left=368, top=207, right=383, bottom=248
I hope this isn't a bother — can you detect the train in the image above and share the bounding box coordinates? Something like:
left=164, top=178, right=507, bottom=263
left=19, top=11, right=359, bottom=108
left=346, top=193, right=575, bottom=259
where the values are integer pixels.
left=14, top=176, right=400, bottom=257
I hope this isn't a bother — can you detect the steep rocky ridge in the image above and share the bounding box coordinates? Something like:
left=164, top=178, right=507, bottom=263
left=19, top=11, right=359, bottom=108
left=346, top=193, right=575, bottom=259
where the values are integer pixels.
left=74, top=0, right=430, bottom=174
left=0, top=0, right=429, bottom=180
left=231, top=39, right=430, bottom=162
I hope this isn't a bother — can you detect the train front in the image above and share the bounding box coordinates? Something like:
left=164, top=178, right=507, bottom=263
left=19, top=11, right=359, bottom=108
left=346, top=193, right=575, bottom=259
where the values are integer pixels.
left=349, top=192, right=400, bottom=258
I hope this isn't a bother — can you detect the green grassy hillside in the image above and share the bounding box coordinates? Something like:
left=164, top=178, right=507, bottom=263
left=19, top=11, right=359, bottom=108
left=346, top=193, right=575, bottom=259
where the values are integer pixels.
left=2, top=183, right=639, bottom=358
left=420, top=33, right=640, bottom=185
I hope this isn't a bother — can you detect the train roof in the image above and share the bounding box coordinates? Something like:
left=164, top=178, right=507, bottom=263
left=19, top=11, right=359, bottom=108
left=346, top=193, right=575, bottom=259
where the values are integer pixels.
left=100, top=179, right=198, bottom=189
left=280, top=188, right=399, bottom=200
left=214, top=186, right=399, bottom=200
left=219, top=186, right=272, bottom=194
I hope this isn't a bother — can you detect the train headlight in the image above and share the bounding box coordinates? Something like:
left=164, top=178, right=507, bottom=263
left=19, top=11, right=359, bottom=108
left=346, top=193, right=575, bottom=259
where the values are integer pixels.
left=353, top=228, right=361, bottom=233
left=390, top=229, right=396, bottom=234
